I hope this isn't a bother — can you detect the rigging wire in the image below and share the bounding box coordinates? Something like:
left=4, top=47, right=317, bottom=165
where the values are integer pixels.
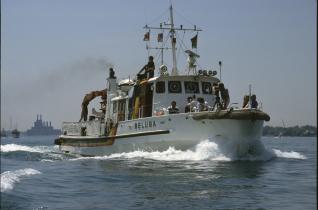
left=143, top=5, right=203, bottom=74
left=174, top=8, right=199, bottom=29
left=144, top=8, right=170, bottom=26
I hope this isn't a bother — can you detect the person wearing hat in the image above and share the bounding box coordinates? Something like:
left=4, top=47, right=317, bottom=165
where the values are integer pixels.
left=138, top=56, right=155, bottom=80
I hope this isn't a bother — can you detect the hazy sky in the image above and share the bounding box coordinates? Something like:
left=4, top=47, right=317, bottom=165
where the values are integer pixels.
left=1, top=0, right=316, bottom=131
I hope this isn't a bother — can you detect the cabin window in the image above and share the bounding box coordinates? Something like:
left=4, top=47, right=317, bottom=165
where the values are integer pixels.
left=156, top=81, right=165, bottom=93
left=118, top=100, right=126, bottom=121
left=168, top=81, right=182, bottom=93
left=184, top=81, right=199, bottom=94
left=202, top=82, right=212, bottom=94
left=113, top=101, right=117, bottom=113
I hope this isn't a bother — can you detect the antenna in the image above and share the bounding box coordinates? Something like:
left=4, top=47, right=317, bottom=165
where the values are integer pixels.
left=144, top=4, right=202, bottom=76
left=169, top=4, right=178, bottom=75
left=219, top=61, right=222, bottom=81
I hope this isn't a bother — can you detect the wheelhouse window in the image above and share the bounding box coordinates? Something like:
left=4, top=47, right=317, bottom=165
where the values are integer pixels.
left=202, top=82, right=212, bottom=94
left=168, top=81, right=182, bottom=93
left=156, top=81, right=165, bottom=93
left=184, top=81, right=199, bottom=94
left=113, top=101, right=117, bottom=113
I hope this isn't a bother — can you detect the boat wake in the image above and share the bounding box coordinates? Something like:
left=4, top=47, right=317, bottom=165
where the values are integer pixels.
left=1, top=144, right=53, bottom=153
left=1, top=168, right=41, bottom=192
left=0, top=144, right=67, bottom=161
left=0, top=141, right=306, bottom=163
left=272, top=149, right=306, bottom=159
left=71, top=140, right=307, bottom=162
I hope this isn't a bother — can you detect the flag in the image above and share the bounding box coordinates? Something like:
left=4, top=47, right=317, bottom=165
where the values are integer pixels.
left=157, top=33, right=163, bottom=42
left=143, top=32, right=150, bottom=41
left=172, top=37, right=176, bottom=44
left=191, top=34, right=198, bottom=48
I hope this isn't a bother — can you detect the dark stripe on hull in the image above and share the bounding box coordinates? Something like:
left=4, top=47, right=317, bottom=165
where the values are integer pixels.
left=55, top=130, right=170, bottom=147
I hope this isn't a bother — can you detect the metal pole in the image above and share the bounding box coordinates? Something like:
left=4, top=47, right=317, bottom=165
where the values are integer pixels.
left=170, top=4, right=178, bottom=76
left=219, top=61, right=222, bottom=81
left=249, top=84, right=252, bottom=110
left=161, top=48, right=163, bottom=65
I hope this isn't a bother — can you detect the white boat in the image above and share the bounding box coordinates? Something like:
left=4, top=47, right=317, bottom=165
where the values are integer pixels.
left=55, top=5, right=270, bottom=156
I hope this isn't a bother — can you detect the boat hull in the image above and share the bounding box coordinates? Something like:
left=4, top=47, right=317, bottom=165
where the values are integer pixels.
left=56, top=111, right=266, bottom=157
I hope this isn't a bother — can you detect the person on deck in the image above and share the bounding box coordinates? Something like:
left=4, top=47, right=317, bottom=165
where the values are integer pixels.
left=168, top=101, right=180, bottom=114
left=185, top=97, right=193, bottom=113
left=198, top=97, right=208, bottom=112
left=211, top=83, right=221, bottom=111
left=190, top=95, right=199, bottom=112
left=138, top=56, right=155, bottom=80
left=242, top=95, right=249, bottom=109
left=251, top=94, right=258, bottom=109
left=219, top=83, right=230, bottom=110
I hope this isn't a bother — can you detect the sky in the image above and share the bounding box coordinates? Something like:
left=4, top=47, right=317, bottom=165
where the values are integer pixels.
left=1, top=0, right=316, bottom=131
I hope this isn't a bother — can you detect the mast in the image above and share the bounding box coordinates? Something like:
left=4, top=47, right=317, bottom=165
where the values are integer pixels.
left=169, top=4, right=178, bottom=76
left=143, top=4, right=202, bottom=76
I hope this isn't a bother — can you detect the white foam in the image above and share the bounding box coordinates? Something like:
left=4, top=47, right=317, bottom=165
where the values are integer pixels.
left=70, top=140, right=307, bottom=162
left=272, top=149, right=307, bottom=159
left=1, top=168, right=41, bottom=192
left=0, top=144, right=53, bottom=153
left=73, top=141, right=232, bottom=161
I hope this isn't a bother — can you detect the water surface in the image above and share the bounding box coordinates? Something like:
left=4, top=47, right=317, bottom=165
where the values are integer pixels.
left=1, top=136, right=316, bottom=210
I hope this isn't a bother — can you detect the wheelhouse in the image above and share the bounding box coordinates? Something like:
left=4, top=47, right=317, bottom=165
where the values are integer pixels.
left=109, top=75, right=220, bottom=122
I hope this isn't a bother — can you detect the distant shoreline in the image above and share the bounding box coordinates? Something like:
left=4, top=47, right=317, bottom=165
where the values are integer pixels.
left=263, top=125, right=317, bottom=137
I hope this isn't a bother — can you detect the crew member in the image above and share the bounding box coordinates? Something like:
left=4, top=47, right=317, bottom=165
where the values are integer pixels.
left=138, top=56, right=155, bottom=80
left=219, top=83, right=230, bottom=110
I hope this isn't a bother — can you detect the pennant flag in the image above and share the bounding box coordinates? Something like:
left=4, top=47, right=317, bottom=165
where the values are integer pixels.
left=157, top=33, right=163, bottom=42
left=191, top=34, right=198, bottom=48
left=143, top=32, right=150, bottom=41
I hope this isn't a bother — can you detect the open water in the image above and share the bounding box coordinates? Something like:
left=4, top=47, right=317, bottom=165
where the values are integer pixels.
left=1, top=135, right=316, bottom=210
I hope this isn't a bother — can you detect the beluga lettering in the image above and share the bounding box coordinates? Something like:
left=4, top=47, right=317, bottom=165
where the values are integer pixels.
left=135, top=121, right=156, bottom=130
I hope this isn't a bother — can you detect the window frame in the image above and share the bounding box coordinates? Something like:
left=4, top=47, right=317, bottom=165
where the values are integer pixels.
left=168, top=81, right=182, bottom=93
left=113, top=101, right=117, bottom=113
left=184, top=81, right=200, bottom=94
left=155, top=81, right=165, bottom=94
left=202, top=82, right=212, bottom=94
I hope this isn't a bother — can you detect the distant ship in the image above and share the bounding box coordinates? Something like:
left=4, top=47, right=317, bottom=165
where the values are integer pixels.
left=26, top=115, right=61, bottom=136
left=11, top=129, right=20, bottom=138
